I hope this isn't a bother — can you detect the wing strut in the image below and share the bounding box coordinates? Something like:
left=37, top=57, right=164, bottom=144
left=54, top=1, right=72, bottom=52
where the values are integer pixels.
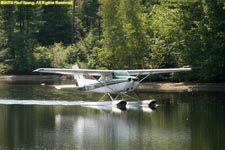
left=138, top=73, right=151, bottom=83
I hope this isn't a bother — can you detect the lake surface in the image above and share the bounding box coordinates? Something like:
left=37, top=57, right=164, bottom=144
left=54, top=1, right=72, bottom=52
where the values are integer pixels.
left=0, top=80, right=225, bottom=150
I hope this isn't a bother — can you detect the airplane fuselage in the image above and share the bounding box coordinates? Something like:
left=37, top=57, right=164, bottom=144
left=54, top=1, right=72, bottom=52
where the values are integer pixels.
left=78, top=79, right=140, bottom=94
left=73, top=70, right=140, bottom=94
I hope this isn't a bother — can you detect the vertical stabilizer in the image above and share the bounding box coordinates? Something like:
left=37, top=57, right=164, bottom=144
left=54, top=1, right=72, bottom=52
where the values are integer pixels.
left=72, top=65, right=85, bottom=87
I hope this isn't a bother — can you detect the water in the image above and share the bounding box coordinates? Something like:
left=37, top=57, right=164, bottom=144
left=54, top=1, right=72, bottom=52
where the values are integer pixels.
left=0, top=80, right=225, bottom=150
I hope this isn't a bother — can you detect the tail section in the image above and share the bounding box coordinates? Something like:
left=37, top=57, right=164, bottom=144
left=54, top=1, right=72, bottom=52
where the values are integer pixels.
left=72, top=65, right=85, bottom=87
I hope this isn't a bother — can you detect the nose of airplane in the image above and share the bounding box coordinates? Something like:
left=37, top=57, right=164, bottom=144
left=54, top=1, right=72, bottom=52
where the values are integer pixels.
left=127, top=78, right=139, bottom=92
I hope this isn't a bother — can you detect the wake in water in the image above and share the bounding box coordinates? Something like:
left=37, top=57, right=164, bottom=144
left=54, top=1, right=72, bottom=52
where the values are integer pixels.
left=0, top=99, right=82, bottom=106
left=0, top=99, right=156, bottom=113
left=0, top=99, right=157, bottom=113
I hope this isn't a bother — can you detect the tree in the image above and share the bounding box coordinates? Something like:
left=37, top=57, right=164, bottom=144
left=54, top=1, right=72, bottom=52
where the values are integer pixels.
left=8, top=5, right=44, bottom=74
left=118, top=0, right=148, bottom=68
left=92, top=0, right=148, bottom=69
left=182, top=0, right=225, bottom=81
left=37, top=5, right=71, bottom=45
left=0, top=5, right=45, bottom=74
left=0, top=8, right=11, bottom=73
left=77, top=0, right=100, bottom=36
left=0, top=5, right=15, bottom=74
left=0, top=9, right=6, bottom=48
left=93, top=0, right=127, bottom=69
left=148, top=3, right=185, bottom=69
left=0, top=0, right=224, bottom=82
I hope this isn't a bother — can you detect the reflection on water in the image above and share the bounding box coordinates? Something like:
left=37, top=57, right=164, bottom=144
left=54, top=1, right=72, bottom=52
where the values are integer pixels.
left=0, top=80, right=225, bottom=149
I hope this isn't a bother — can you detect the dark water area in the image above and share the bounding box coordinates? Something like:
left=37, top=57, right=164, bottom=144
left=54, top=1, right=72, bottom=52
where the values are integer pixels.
left=0, top=80, right=225, bottom=150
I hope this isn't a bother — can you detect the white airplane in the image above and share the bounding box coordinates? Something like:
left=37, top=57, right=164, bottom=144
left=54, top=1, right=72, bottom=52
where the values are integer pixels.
left=33, top=65, right=191, bottom=109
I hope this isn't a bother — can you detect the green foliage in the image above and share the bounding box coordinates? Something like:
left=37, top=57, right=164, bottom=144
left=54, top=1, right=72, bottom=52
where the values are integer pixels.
left=33, top=45, right=51, bottom=68
left=33, top=42, right=89, bottom=69
left=148, top=4, right=184, bottom=69
left=0, top=48, right=12, bottom=74
left=88, top=44, right=113, bottom=69
left=0, top=8, right=11, bottom=74
left=37, top=6, right=71, bottom=45
left=0, top=0, right=225, bottom=81
left=181, top=0, right=225, bottom=81
left=0, top=11, right=6, bottom=48
left=7, top=33, right=37, bottom=74
left=95, top=0, right=148, bottom=69
left=97, top=0, right=127, bottom=69
left=119, top=0, right=149, bottom=68
left=48, top=43, right=68, bottom=68
left=77, top=0, right=100, bottom=36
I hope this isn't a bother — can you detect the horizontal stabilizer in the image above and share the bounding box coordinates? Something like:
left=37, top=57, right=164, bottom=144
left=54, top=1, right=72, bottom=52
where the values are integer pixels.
left=54, top=85, right=77, bottom=90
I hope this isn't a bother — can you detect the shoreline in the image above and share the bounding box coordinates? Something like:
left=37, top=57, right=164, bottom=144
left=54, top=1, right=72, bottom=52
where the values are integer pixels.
left=136, top=82, right=225, bottom=92
left=0, top=75, right=224, bottom=92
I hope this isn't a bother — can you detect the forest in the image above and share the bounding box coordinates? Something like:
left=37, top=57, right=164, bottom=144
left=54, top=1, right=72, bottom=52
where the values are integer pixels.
left=0, top=0, right=225, bottom=82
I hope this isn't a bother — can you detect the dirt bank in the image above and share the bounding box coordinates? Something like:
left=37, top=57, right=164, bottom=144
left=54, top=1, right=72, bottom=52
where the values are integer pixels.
left=137, top=82, right=225, bottom=92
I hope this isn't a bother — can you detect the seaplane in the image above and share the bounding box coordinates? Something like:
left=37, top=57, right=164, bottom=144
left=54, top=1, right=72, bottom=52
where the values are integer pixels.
left=33, top=65, right=191, bottom=110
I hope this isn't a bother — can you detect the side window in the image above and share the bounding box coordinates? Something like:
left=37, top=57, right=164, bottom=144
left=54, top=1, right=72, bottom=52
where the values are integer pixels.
left=113, top=71, right=129, bottom=78
left=99, top=73, right=114, bottom=81
left=105, top=73, right=113, bottom=80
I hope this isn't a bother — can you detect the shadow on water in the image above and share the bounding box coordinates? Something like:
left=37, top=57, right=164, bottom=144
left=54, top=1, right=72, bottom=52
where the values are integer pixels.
left=0, top=80, right=225, bottom=150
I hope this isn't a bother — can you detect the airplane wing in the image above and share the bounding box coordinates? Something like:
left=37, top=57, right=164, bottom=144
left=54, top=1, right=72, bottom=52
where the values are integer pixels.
left=33, top=67, right=191, bottom=75
left=127, top=68, right=192, bottom=76
left=33, top=68, right=112, bottom=75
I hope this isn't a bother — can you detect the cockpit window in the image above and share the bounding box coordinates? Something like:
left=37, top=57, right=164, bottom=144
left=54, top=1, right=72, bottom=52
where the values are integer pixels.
left=112, top=71, right=129, bottom=78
